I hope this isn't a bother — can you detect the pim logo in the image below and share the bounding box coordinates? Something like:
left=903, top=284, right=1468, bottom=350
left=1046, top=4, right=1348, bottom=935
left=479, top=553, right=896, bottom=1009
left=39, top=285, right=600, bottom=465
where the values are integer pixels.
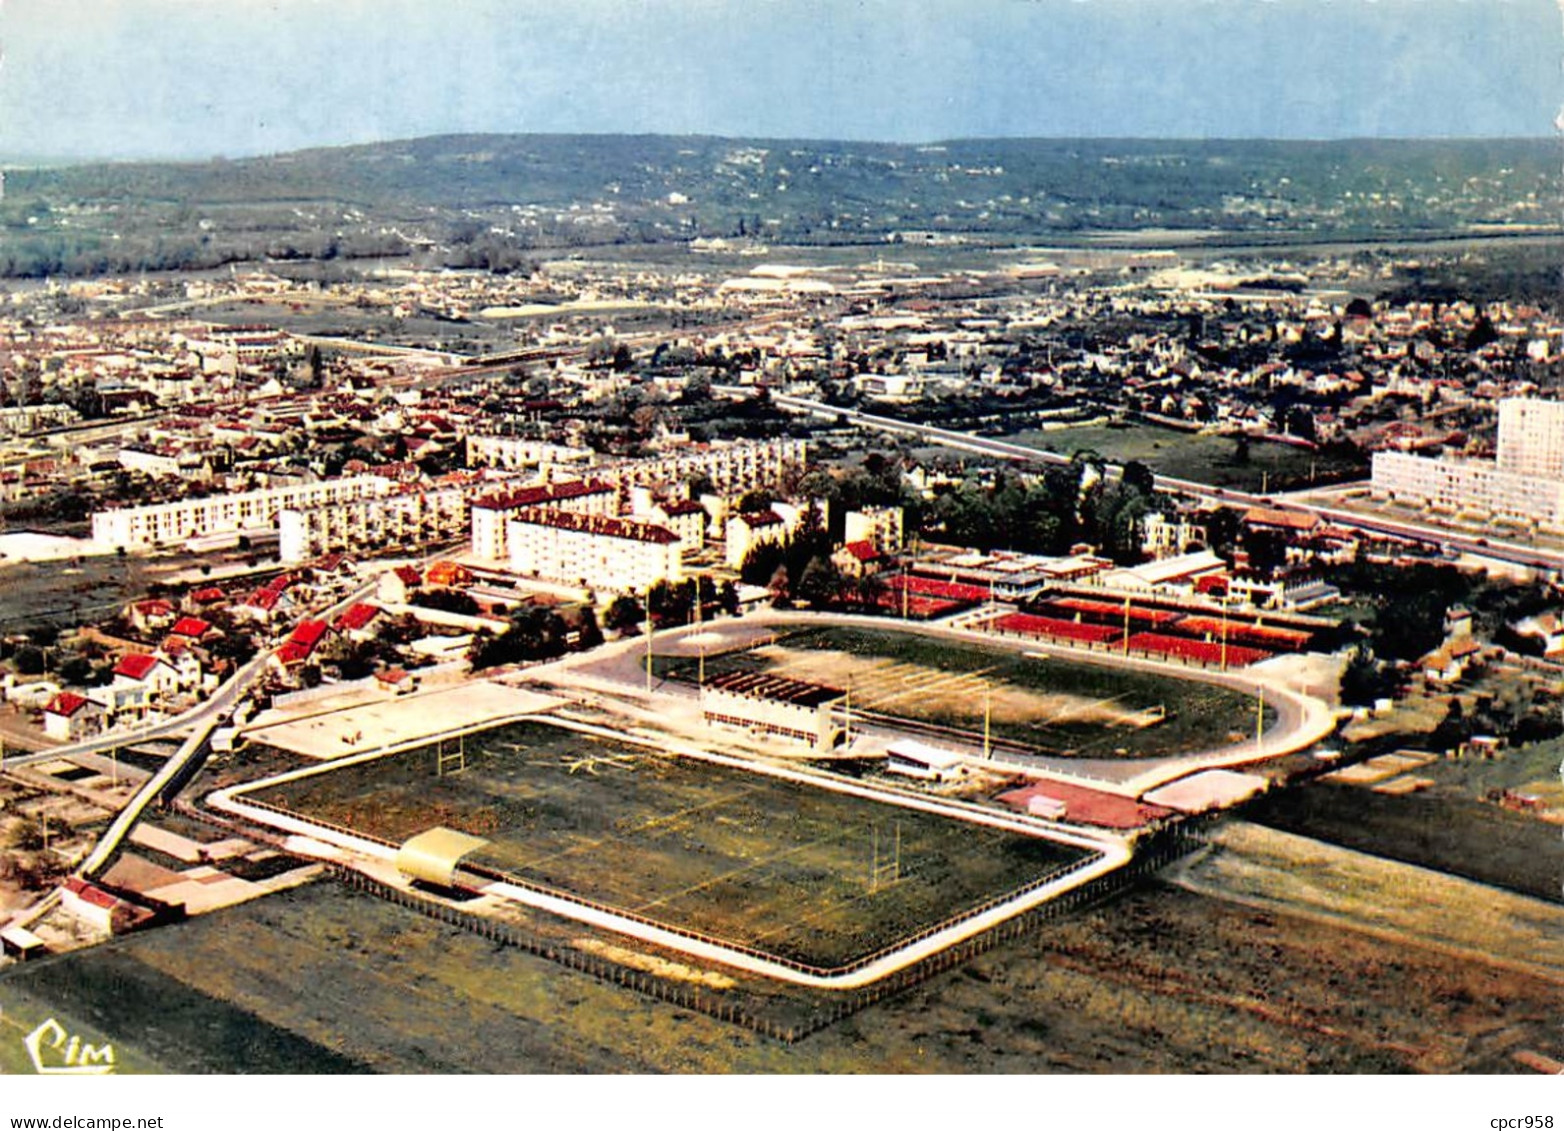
left=23, top=1018, right=117, bottom=1075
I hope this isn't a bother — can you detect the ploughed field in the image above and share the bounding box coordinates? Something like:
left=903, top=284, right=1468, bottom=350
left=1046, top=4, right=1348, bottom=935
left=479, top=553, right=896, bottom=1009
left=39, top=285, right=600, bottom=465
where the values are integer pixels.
left=250, top=720, right=1090, bottom=970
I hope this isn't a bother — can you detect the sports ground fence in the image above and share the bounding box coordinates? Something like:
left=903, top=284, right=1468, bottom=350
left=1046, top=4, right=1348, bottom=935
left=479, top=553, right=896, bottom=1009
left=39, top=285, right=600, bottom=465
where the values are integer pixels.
left=324, top=823, right=1207, bottom=1044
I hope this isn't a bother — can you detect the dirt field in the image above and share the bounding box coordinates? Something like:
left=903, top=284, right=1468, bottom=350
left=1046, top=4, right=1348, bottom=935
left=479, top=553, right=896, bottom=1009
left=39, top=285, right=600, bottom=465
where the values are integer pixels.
left=250, top=720, right=1090, bottom=969
left=675, top=625, right=1261, bottom=759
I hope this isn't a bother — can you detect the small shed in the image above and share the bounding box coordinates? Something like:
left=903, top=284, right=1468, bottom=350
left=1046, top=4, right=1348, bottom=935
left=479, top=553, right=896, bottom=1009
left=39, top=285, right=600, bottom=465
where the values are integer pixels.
left=395, top=827, right=490, bottom=889
left=0, top=925, right=45, bottom=961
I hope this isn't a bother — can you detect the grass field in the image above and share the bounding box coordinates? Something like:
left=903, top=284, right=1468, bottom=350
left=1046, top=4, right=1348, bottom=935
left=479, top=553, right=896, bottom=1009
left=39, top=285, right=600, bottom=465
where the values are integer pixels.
left=666, top=625, right=1264, bottom=759
left=1245, top=778, right=1562, bottom=904
left=250, top=720, right=1090, bottom=970
left=4, top=871, right=1555, bottom=1073
left=0, top=941, right=365, bottom=1074
left=1009, top=421, right=1367, bottom=492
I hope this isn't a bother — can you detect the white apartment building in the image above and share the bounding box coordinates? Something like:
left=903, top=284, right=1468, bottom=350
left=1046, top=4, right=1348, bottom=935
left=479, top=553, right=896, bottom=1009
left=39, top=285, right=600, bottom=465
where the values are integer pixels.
left=1497, top=397, right=1564, bottom=480
left=278, top=484, right=470, bottom=564
left=628, top=487, right=708, bottom=553
left=92, top=475, right=391, bottom=551
left=0, top=404, right=78, bottom=437
left=469, top=480, right=618, bottom=562
left=181, top=324, right=292, bottom=374
left=464, top=434, right=596, bottom=473
left=597, top=438, right=808, bottom=499
left=844, top=506, right=905, bottom=553
left=724, top=499, right=828, bottom=568
left=1371, top=449, right=1564, bottom=531
left=507, top=509, right=682, bottom=594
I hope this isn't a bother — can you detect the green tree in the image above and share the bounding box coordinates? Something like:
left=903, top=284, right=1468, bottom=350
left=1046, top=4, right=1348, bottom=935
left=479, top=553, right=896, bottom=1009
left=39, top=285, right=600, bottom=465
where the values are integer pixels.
left=604, top=595, right=643, bottom=635
left=796, top=555, right=842, bottom=608
left=12, top=646, right=45, bottom=676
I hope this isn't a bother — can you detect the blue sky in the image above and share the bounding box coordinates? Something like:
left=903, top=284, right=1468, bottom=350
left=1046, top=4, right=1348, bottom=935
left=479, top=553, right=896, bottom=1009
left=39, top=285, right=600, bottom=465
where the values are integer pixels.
left=2, top=0, right=1559, bottom=160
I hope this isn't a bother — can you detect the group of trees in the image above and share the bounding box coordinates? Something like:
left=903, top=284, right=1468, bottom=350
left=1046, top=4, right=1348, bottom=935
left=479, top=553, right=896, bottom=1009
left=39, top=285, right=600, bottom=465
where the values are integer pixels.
left=602, top=576, right=741, bottom=634
left=738, top=501, right=834, bottom=605
left=468, top=604, right=602, bottom=672
left=924, top=455, right=1164, bottom=565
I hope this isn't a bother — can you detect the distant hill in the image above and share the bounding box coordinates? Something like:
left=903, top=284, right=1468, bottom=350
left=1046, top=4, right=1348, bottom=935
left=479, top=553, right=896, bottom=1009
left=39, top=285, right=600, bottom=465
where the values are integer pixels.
left=0, top=134, right=1557, bottom=278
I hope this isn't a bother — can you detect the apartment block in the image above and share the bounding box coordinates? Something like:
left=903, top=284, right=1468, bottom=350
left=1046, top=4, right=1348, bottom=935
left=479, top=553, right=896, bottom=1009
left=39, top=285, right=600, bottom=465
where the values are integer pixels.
left=469, top=480, right=618, bottom=562
left=278, top=485, right=470, bottom=564
left=92, top=475, right=391, bottom=551
left=506, top=508, right=682, bottom=594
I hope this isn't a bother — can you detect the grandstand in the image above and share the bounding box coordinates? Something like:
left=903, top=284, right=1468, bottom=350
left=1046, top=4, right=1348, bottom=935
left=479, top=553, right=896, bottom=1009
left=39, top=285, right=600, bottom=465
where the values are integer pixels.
left=974, top=589, right=1325, bottom=671
left=701, top=671, right=847, bottom=748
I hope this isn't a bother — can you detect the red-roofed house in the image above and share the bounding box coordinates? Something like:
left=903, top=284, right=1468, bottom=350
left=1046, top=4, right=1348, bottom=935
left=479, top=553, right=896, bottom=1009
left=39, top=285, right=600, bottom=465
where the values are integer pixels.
left=168, top=617, right=212, bottom=640
left=60, top=877, right=136, bottom=934
left=313, top=551, right=356, bottom=575
left=425, top=560, right=473, bottom=588
left=234, top=586, right=292, bottom=624
left=334, top=602, right=383, bottom=640
left=376, top=667, right=416, bottom=695
left=42, top=691, right=107, bottom=741
left=378, top=565, right=423, bottom=605
left=832, top=540, right=884, bottom=579
left=112, top=652, right=181, bottom=705
left=271, top=618, right=337, bottom=670
left=127, top=598, right=177, bottom=634
left=186, top=586, right=227, bottom=610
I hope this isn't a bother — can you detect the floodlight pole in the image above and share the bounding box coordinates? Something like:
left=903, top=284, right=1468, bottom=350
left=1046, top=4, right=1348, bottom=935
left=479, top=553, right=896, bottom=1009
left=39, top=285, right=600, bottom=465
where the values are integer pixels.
left=983, top=681, right=992, bottom=760
left=644, top=591, right=653, bottom=695
left=1255, top=686, right=1265, bottom=749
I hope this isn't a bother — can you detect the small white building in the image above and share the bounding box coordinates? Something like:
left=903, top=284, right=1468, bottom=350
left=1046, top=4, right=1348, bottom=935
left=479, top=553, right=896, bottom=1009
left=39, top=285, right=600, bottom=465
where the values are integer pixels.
left=885, top=739, right=966, bottom=782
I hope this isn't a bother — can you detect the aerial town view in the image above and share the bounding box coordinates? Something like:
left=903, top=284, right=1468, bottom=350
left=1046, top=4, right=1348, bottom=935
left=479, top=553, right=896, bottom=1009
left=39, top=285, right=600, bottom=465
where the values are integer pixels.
left=0, top=0, right=1561, bottom=1117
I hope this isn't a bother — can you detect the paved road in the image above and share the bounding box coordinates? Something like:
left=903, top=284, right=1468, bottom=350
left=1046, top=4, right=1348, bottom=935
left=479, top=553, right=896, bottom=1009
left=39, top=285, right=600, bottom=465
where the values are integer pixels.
left=66, top=579, right=379, bottom=879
